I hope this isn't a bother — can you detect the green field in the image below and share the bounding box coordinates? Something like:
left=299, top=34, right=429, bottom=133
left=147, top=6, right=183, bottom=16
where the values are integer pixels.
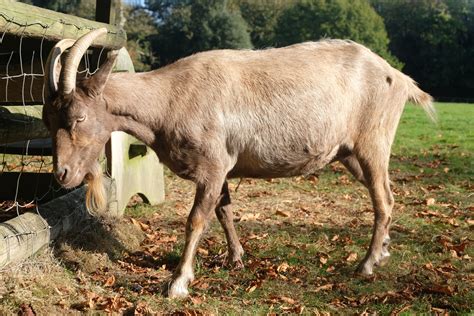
left=0, top=103, right=473, bottom=314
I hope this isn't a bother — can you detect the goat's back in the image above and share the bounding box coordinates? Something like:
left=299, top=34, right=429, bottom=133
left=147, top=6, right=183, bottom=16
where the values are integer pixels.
left=152, top=40, right=419, bottom=178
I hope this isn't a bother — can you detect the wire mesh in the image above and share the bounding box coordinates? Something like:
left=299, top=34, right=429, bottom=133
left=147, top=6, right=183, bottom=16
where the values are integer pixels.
left=0, top=10, right=108, bottom=267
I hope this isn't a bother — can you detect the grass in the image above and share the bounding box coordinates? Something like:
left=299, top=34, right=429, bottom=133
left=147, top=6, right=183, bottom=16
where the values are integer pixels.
left=0, top=102, right=473, bottom=314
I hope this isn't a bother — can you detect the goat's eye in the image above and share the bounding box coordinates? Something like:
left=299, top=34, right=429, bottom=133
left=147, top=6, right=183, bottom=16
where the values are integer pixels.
left=77, top=115, right=86, bottom=123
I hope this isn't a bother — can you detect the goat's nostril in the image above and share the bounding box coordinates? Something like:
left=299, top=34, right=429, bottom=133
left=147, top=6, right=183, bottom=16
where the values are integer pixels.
left=55, top=166, right=68, bottom=182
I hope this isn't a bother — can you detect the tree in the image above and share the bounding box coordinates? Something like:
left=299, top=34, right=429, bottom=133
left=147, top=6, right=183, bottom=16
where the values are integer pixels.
left=372, top=0, right=474, bottom=99
left=123, top=5, right=157, bottom=72
left=150, top=0, right=252, bottom=66
left=236, top=0, right=294, bottom=48
left=20, top=0, right=95, bottom=19
left=274, top=0, right=401, bottom=68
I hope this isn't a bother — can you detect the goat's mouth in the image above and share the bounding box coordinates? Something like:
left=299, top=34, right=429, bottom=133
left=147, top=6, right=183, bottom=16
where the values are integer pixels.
left=57, top=168, right=83, bottom=189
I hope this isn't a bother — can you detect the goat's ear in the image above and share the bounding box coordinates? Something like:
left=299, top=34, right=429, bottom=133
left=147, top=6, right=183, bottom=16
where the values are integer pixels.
left=85, top=50, right=119, bottom=97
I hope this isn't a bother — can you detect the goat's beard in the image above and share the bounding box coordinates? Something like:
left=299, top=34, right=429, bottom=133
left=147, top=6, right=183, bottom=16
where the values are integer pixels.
left=84, top=162, right=107, bottom=213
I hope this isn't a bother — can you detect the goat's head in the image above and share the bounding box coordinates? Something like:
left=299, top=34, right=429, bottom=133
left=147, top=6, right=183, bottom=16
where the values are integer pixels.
left=43, top=28, right=118, bottom=211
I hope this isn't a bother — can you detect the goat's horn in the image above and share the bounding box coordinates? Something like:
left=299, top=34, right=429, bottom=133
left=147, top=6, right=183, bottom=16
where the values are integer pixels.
left=61, top=28, right=108, bottom=95
left=44, top=39, right=76, bottom=100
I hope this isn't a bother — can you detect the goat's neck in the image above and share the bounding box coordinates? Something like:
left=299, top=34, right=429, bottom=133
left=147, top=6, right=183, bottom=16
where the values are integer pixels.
left=103, top=72, right=169, bottom=146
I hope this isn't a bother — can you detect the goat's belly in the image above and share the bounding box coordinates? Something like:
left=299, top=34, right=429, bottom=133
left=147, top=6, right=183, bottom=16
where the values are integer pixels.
left=228, top=145, right=340, bottom=179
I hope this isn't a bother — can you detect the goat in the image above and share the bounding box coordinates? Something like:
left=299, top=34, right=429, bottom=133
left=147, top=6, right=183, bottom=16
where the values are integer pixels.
left=42, top=28, right=435, bottom=298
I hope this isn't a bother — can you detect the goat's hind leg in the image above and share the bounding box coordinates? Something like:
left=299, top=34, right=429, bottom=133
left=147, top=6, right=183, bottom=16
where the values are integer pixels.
left=215, top=181, right=244, bottom=268
left=355, top=150, right=394, bottom=275
left=340, top=155, right=367, bottom=187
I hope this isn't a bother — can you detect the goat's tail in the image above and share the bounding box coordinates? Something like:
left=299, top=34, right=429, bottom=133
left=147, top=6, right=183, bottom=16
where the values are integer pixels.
left=406, top=77, right=436, bottom=122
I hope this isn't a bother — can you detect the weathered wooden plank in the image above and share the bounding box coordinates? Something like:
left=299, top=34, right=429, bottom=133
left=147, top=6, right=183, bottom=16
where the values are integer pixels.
left=0, top=105, right=48, bottom=144
left=0, top=186, right=86, bottom=268
left=0, top=1, right=126, bottom=49
left=0, top=178, right=119, bottom=268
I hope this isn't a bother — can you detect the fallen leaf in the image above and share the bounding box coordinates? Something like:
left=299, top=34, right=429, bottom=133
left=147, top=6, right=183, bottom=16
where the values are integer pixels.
left=134, top=301, right=155, bottom=315
left=197, top=248, right=209, bottom=256
left=313, top=283, right=334, bottom=292
left=246, top=285, right=257, bottom=293
left=427, top=284, right=455, bottom=296
left=189, top=296, right=204, bottom=305
left=104, top=275, right=116, bottom=287
left=130, top=218, right=150, bottom=231
left=451, top=240, right=469, bottom=254
left=239, top=212, right=261, bottom=221
left=55, top=299, right=67, bottom=309
left=277, top=262, right=290, bottom=273
left=425, top=198, right=436, bottom=206
left=159, top=235, right=178, bottom=243
left=446, top=218, right=460, bottom=227
left=279, top=296, right=296, bottom=304
left=18, top=303, right=36, bottom=316
left=248, top=233, right=268, bottom=240
left=276, top=210, right=291, bottom=217
left=346, top=252, right=358, bottom=262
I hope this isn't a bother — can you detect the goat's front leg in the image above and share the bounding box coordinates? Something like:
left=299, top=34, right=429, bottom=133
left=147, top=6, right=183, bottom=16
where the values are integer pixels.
left=168, top=179, right=224, bottom=298
left=215, top=181, right=244, bottom=268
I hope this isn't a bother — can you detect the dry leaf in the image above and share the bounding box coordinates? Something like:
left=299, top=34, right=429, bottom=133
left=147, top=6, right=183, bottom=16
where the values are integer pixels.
left=277, top=262, right=290, bottom=273
left=346, top=252, right=358, bottom=262
left=130, top=218, right=150, bottom=231
left=197, top=247, right=209, bottom=256
left=239, top=212, right=261, bottom=221
left=104, top=275, right=116, bottom=287
left=160, top=235, right=178, bottom=243
left=55, top=299, right=67, bottom=309
left=427, top=284, right=455, bottom=295
left=279, top=296, right=296, bottom=304
left=246, top=285, right=257, bottom=293
left=276, top=210, right=291, bottom=217
left=18, top=303, right=36, bottom=316
left=313, top=283, right=334, bottom=292
left=425, top=198, right=436, bottom=206
left=248, top=233, right=268, bottom=240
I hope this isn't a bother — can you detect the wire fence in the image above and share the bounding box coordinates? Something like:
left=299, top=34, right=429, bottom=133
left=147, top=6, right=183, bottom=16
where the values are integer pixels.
left=0, top=12, right=107, bottom=268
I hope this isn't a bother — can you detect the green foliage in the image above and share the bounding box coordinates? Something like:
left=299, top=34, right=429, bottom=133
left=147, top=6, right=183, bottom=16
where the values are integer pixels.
left=372, top=0, right=474, bottom=98
left=237, top=0, right=293, bottom=48
left=19, top=0, right=474, bottom=100
left=123, top=5, right=157, bottom=72
left=20, top=0, right=95, bottom=19
left=150, top=0, right=252, bottom=66
left=274, top=0, right=401, bottom=68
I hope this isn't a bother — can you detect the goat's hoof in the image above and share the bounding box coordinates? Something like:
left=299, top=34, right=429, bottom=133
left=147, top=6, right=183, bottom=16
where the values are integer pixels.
left=168, top=285, right=189, bottom=299
left=229, top=258, right=245, bottom=270
left=168, top=279, right=190, bottom=299
left=376, top=252, right=390, bottom=267
left=355, top=261, right=373, bottom=276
